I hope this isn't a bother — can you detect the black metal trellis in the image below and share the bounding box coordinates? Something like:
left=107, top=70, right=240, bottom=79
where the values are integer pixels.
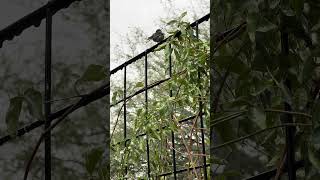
left=110, top=15, right=211, bottom=178
left=0, top=1, right=304, bottom=179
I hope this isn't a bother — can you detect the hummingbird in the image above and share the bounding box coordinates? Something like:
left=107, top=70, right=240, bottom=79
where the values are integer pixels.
left=148, top=29, right=164, bottom=42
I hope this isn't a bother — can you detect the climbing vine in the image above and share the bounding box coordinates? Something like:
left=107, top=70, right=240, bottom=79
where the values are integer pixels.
left=110, top=13, right=210, bottom=179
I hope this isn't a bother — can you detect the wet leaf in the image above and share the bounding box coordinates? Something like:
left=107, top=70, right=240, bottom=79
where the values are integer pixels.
left=248, top=107, right=266, bottom=129
left=80, top=64, right=106, bottom=82
left=5, top=97, right=24, bottom=136
left=85, top=147, right=104, bottom=175
left=24, top=88, right=43, bottom=120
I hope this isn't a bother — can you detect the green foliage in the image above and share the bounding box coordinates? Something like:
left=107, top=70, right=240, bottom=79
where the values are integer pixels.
left=5, top=97, right=24, bottom=136
left=23, top=88, right=43, bottom=120
left=79, top=64, right=107, bottom=82
left=84, top=147, right=104, bottom=176
left=210, top=0, right=320, bottom=178
left=5, top=88, right=44, bottom=136
left=110, top=12, right=210, bottom=179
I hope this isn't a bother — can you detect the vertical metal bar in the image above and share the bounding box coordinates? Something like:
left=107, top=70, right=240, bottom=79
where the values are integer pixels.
left=169, top=44, right=177, bottom=180
left=145, top=52, right=151, bottom=178
left=209, top=9, right=215, bottom=179
left=196, top=22, right=208, bottom=179
left=124, top=65, right=128, bottom=176
left=44, top=6, right=52, bottom=180
left=281, top=31, right=295, bottom=180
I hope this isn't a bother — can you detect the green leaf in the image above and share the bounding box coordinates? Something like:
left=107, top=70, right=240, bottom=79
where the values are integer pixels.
left=154, top=43, right=166, bottom=52
left=301, top=57, right=315, bottom=83
left=291, top=0, right=304, bottom=15
left=312, top=127, right=320, bottom=150
left=256, top=18, right=277, bottom=32
left=267, top=68, right=292, bottom=105
left=311, top=101, right=320, bottom=127
left=134, top=81, right=144, bottom=89
left=112, top=91, right=118, bottom=103
left=179, top=12, right=187, bottom=20
left=269, top=0, right=280, bottom=9
left=85, top=147, right=104, bottom=175
left=214, top=56, right=248, bottom=74
left=80, top=64, right=106, bottom=82
left=5, top=97, right=24, bottom=136
left=267, top=153, right=281, bottom=166
left=251, top=79, right=272, bottom=96
left=167, top=20, right=177, bottom=25
left=24, top=88, right=43, bottom=120
left=308, top=143, right=320, bottom=171
left=247, top=13, right=258, bottom=42
left=248, top=107, right=266, bottom=129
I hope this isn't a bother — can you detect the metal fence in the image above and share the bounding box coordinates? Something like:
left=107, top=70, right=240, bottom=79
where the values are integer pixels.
left=109, top=14, right=210, bottom=179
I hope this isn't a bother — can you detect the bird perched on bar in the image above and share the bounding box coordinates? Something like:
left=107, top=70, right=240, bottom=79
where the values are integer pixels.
left=148, top=29, right=164, bottom=42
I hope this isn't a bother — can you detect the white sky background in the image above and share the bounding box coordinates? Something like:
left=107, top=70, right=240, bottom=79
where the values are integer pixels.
left=110, top=0, right=209, bottom=69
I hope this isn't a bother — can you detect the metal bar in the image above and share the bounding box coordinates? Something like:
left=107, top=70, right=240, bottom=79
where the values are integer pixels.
left=168, top=44, right=177, bottom=179
left=0, top=0, right=83, bottom=48
left=159, top=164, right=210, bottom=177
left=111, top=77, right=170, bottom=107
left=44, top=6, right=52, bottom=180
left=145, top=52, right=151, bottom=178
left=209, top=9, right=215, bottom=179
left=124, top=66, right=128, bottom=175
left=281, top=31, right=296, bottom=180
left=112, top=115, right=196, bottom=146
left=0, top=84, right=110, bottom=146
left=244, top=160, right=304, bottom=180
left=196, top=22, right=208, bottom=180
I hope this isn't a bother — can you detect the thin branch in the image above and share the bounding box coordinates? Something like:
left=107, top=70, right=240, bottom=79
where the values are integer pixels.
left=210, top=111, right=246, bottom=127
left=23, top=86, right=107, bottom=180
left=45, top=94, right=86, bottom=103
left=211, top=123, right=312, bottom=151
left=24, top=103, right=78, bottom=180
left=212, top=37, right=248, bottom=113
left=265, top=109, right=312, bottom=118
left=274, top=145, right=287, bottom=180
left=110, top=103, right=125, bottom=140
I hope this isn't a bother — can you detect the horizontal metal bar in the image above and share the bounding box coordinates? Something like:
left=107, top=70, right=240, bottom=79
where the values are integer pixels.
left=158, top=163, right=210, bottom=177
left=111, top=77, right=170, bottom=107
left=158, top=160, right=304, bottom=179
left=0, top=0, right=83, bottom=48
left=112, top=115, right=196, bottom=146
left=0, top=84, right=109, bottom=146
left=243, top=160, right=304, bottom=180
